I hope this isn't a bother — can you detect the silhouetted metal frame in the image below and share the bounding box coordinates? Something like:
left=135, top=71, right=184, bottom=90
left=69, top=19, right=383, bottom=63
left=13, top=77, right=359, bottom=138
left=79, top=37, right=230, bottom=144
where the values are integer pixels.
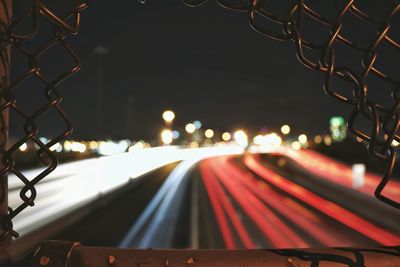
left=0, top=0, right=11, bottom=262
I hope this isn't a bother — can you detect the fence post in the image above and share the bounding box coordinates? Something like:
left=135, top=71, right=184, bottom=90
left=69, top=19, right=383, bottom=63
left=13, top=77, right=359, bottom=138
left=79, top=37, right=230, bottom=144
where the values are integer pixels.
left=0, top=0, right=12, bottom=262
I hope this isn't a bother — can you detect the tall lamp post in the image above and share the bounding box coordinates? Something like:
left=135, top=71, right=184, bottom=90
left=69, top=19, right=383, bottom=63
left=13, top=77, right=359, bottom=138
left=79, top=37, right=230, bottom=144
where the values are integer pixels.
left=94, top=45, right=109, bottom=139
left=162, top=110, right=175, bottom=128
left=161, top=110, right=175, bottom=145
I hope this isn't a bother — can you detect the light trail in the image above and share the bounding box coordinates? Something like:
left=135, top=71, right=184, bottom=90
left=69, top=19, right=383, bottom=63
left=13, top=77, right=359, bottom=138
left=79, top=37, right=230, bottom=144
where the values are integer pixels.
left=201, top=161, right=255, bottom=249
left=244, top=154, right=400, bottom=246
left=204, top=158, right=307, bottom=248
left=281, top=148, right=400, bottom=202
left=215, top=156, right=344, bottom=247
left=12, top=146, right=243, bottom=237
left=120, top=157, right=198, bottom=248
left=119, top=146, right=244, bottom=248
left=201, top=162, right=237, bottom=249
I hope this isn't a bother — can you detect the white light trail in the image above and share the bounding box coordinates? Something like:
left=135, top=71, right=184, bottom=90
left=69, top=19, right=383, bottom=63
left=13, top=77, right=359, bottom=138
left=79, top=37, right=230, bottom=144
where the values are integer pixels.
left=10, top=145, right=243, bottom=237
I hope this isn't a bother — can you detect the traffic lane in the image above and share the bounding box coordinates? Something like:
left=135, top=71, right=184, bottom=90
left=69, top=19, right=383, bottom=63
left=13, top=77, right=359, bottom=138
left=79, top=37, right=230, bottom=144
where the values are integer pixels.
left=49, top=162, right=178, bottom=246
left=12, top=162, right=178, bottom=259
left=255, top=153, right=400, bottom=231
left=194, top=168, right=226, bottom=249
left=11, top=146, right=244, bottom=238
left=120, top=158, right=199, bottom=248
left=207, top=156, right=362, bottom=247
left=244, top=153, right=400, bottom=245
left=280, top=148, right=400, bottom=202
left=201, top=156, right=379, bottom=249
left=119, top=146, right=244, bottom=249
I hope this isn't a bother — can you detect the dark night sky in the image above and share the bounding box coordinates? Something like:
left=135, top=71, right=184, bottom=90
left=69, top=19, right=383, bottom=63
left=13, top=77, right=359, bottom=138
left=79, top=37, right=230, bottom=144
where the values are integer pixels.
left=13, top=0, right=394, bottom=141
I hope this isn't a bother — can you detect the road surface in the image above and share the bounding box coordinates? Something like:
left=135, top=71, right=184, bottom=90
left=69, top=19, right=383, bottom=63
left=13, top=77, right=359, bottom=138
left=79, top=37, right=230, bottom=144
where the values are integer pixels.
left=120, top=151, right=400, bottom=249
left=12, top=146, right=400, bottom=257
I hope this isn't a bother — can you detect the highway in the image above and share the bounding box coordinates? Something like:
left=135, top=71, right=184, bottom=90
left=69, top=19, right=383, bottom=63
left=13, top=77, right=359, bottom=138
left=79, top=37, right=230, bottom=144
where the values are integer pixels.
left=10, top=146, right=243, bottom=257
left=10, top=146, right=243, bottom=237
left=120, top=150, right=400, bottom=249
left=11, top=146, right=400, bottom=256
left=280, top=148, right=400, bottom=202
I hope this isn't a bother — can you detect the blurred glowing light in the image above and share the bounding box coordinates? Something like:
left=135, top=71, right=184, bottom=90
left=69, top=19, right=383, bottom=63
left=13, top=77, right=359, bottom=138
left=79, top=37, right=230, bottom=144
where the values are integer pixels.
left=189, top=141, right=199, bottom=148
left=63, top=141, right=72, bottom=152
left=222, top=132, right=231, bottom=141
left=172, top=130, right=180, bottom=139
left=253, top=135, right=264, bottom=145
left=143, top=142, right=151, bottom=148
left=193, top=120, right=202, bottom=129
left=392, top=140, right=399, bottom=147
left=39, top=137, right=48, bottom=144
left=314, top=135, right=322, bottom=144
left=161, top=129, right=173, bottom=145
left=98, top=140, right=128, bottom=156
left=129, top=141, right=145, bottom=152
left=278, top=158, right=286, bottom=167
left=281, top=124, right=291, bottom=135
left=234, top=130, right=248, bottom=148
left=291, top=141, right=301, bottom=150
left=50, top=143, right=62, bottom=152
left=266, top=133, right=282, bottom=147
left=205, top=129, right=214, bottom=138
left=254, top=133, right=282, bottom=150
left=19, top=143, right=27, bottom=152
left=324, top=136, right=332, bottom=146
left=119, top=140, right=130, bottom=149
left=89, top=141, right=98, bottom=150
left=330, top=116, right=346, bottom=141
left=70, top=142, right=86, bottom=153
left=298, top=134, right=307, bottom=144
left=185, top=123, right=196, bottom=134
left=332, top=129, right=341, bottom=138
left=352, top=164, right=365, bottom=189
left=330, top=116, right=345, bottom=127
left=162, top=110, right=175, bottom=123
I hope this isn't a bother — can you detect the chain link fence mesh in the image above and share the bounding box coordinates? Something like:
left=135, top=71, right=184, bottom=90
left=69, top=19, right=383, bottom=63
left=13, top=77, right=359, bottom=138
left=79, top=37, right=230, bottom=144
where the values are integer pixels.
left=0, top=0, right=87, bottom=241
left=182, top=0, right=400, bottom=209
left=0, top=0, right=399, bottom=249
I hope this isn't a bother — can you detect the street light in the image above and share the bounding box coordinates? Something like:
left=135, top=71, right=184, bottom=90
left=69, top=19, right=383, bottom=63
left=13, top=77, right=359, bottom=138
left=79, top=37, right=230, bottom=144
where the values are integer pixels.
left=281, top=124, right=290, bottom=135
left=161, top=129, right=173, bottom=145
left=185, top=123, right=196, bottom=134
left=234, top=130, right=248, bottom=147
left=162, top=110, right=175, bottom=125
left=314, top=135, right=322, bottom=144
left=392, top=139, right=399, bottom=147
left=193, top=120, right=202, bottom=129
left=324, top=135, right=332, bottom=146
left=205, top=129, right=214, bottom=138
left=298, top=134, right=307, bottom=144
left=94, top=45, right=109, bottom=138
left=19, top=143, right=27, bottom=152
left=222, top=132, right=231, bottom=141
left=291, top=141, right=301, bottom=150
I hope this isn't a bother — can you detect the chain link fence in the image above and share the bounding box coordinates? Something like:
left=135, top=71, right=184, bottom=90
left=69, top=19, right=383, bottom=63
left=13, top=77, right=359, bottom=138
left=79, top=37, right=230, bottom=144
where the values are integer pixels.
left=0, top=0, right=399, bottom=263
left=0, top=0, right=88, bottom=244
left=182, top=0, right=400, bottom=209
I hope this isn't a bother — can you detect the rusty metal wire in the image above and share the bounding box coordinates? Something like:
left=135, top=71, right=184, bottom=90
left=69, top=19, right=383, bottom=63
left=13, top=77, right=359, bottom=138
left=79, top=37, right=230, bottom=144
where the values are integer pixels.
left=0, top=0, right=87, bottom=241
left=182, top=0, right=400, bottom=209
